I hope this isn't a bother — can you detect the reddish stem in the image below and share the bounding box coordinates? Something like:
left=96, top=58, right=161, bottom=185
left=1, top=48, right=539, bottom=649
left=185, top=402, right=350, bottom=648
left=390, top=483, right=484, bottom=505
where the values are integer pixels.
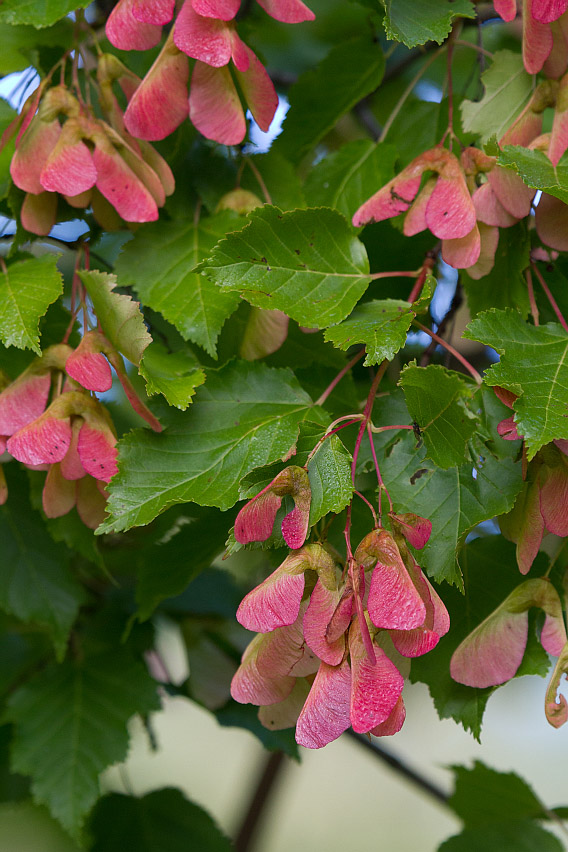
left=413, top=321, right=482, bottom=384
left=526, top=268, right=539, bottom=326
left=354, top=489, right=379, bottom=526
left=315, top=348, right=365, bottom=407
left=532, top=263, right=568, bottom=334
left=367, top=422, right=393, bottom=514
left=407, top=256, right=435, bottom=305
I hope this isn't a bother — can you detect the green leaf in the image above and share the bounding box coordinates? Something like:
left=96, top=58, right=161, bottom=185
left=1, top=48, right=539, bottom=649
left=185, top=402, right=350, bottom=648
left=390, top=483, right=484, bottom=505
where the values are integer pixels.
left=308, top=432, right=353, bottom=526
left=304, top=141, right=397, bottom=223
left=411, top=538, right=550, bottom=736
left=239, top=152, right=305, bottom=212
left=114, top=213, right=241, bottom=357
left=0, top=470, right=86, bottom=659
left=498, top=146, right=568, bottom=205
left=0, top=0, right=90, bottom=27
left=380, top=433, right=523, bottom=585
left=139, top=343, right=206, bottom=411
left=461, top=51, right=533, bottom=144
left=324, top=299, right=414, bottom=365
left=274, top=35, right=385, bottom=164
left=215, top=700, right=300, bottom=760
left=449, top=762, right=546, bottom=827
left=0, top=21, right=73, bottom=73
left=198, top=207, right=370, bottom=329
left=399, top=365, right=478, bottom=469
left=79, top=270, right=151, bottom=367
left=99, top=361, right=323, bottom=534
left=4, top=652, right=160, bottom=838
left=135, top=508, right=235, bottom=621
left=0, top=802, right=81, bottom=852
left=382, top=0, right=475, bottom=47
left=465, top=309, right=568, bottom=457
left=462, top=224, right=530, bottom=317
left=90, top=789, right=233, bottom=852
left=438, top=822, right=564, bottom=852
left=0, top=256, right=63, bottom=355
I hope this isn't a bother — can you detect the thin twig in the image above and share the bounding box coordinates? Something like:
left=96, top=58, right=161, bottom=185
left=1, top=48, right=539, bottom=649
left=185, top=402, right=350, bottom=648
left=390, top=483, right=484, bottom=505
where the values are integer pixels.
left=532, top=263, right=568, bottom=333
left=526, top=268, right=539, bottom=326
left=379, top=48, right=444, bottom=143
left=234, top=752, right=286, bottom=852
left=315, top=349, right=365, bottom=407
left=346, top=731, right=450, bottom=806
left=413, top=321, right=483, bottom=384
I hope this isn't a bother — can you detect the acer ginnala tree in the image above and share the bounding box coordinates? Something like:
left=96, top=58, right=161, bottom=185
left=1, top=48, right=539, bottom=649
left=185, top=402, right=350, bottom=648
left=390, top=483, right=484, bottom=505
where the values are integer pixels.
left=0, top=0, right=568, bottom=849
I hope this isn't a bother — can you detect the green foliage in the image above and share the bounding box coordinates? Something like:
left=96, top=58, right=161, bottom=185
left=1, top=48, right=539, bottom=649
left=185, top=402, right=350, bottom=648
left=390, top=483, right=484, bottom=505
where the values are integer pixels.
left=399, top=364, right=478, bottom=469
left=465, top=309, right=568, bottom=457
left=4, top=652, right=160, bottom=838
left=139, top=343, right=206, bottom=410
left=410, top=538, right=551, bottom=737
left=100, top=361, right=323, bottom=533
left=498, top=147, right=568, bottom=204
left=79, top=270, right=151, bottom=366
left=90, top=789, right=233, bottom=852
left=325, top=299, right=414, bottom=365
left=461, top=51, right=533, bottom=144
left=0, top=3, right=566, bottom=848
left=381, top=0, right=475, bottom=47
left=274, top=35, right=385, bottom=163
left=462, top=224, right=531, bottom=317
left=114, top=214, right=241, bottom=357
left=0, top=256, right=63, bottom=355
left=0, top=0, right=90, bottom=27
left=304, top=141, right=397, bottom=222
left=0, top=470, right=86, bottom=659
left=197, top=206, right=371, bottom=328
left=380, top=432, right=523, bottom=586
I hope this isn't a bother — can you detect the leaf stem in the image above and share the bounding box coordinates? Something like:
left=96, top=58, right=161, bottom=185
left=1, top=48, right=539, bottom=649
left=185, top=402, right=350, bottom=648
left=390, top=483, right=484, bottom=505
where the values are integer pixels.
left=315, top=348, right=365, bottom=407
left=244, top=157, right=273, bottom=205
left=412, top=320, right=483, bottom=384
left=379, top=48, right=444, bottom=143
left=531, top=263, right=568, bottom=333
left=367, top=422, right=393, bottom=514
left=354, top=489, right=379, bottom=526
left=304, top=415, right=365, bottom=465
left=369, top=270, right=420, bottom=280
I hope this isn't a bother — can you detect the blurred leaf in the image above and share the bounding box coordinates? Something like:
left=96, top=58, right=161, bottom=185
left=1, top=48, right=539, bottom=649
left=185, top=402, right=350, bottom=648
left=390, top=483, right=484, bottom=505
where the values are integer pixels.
left=274, top=34, right=385, bottom=164
left=90, top=789, right=232, bottom=852
left=5, top=652, right=160, bottom=838
left=215, top=699, right=300, bottom=760
left=462, top=224, right=530, bottom=317
left=461, top=51, right=532, bottom=144
left=411, top=539, right=550, bottom=737
left=0, top=469, right=86, bottom=659
left=449, top=762, right=546, bottom=827
left=304, top=141, right=397, bottom=222
left=438, top=822, right=563, bottom=852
